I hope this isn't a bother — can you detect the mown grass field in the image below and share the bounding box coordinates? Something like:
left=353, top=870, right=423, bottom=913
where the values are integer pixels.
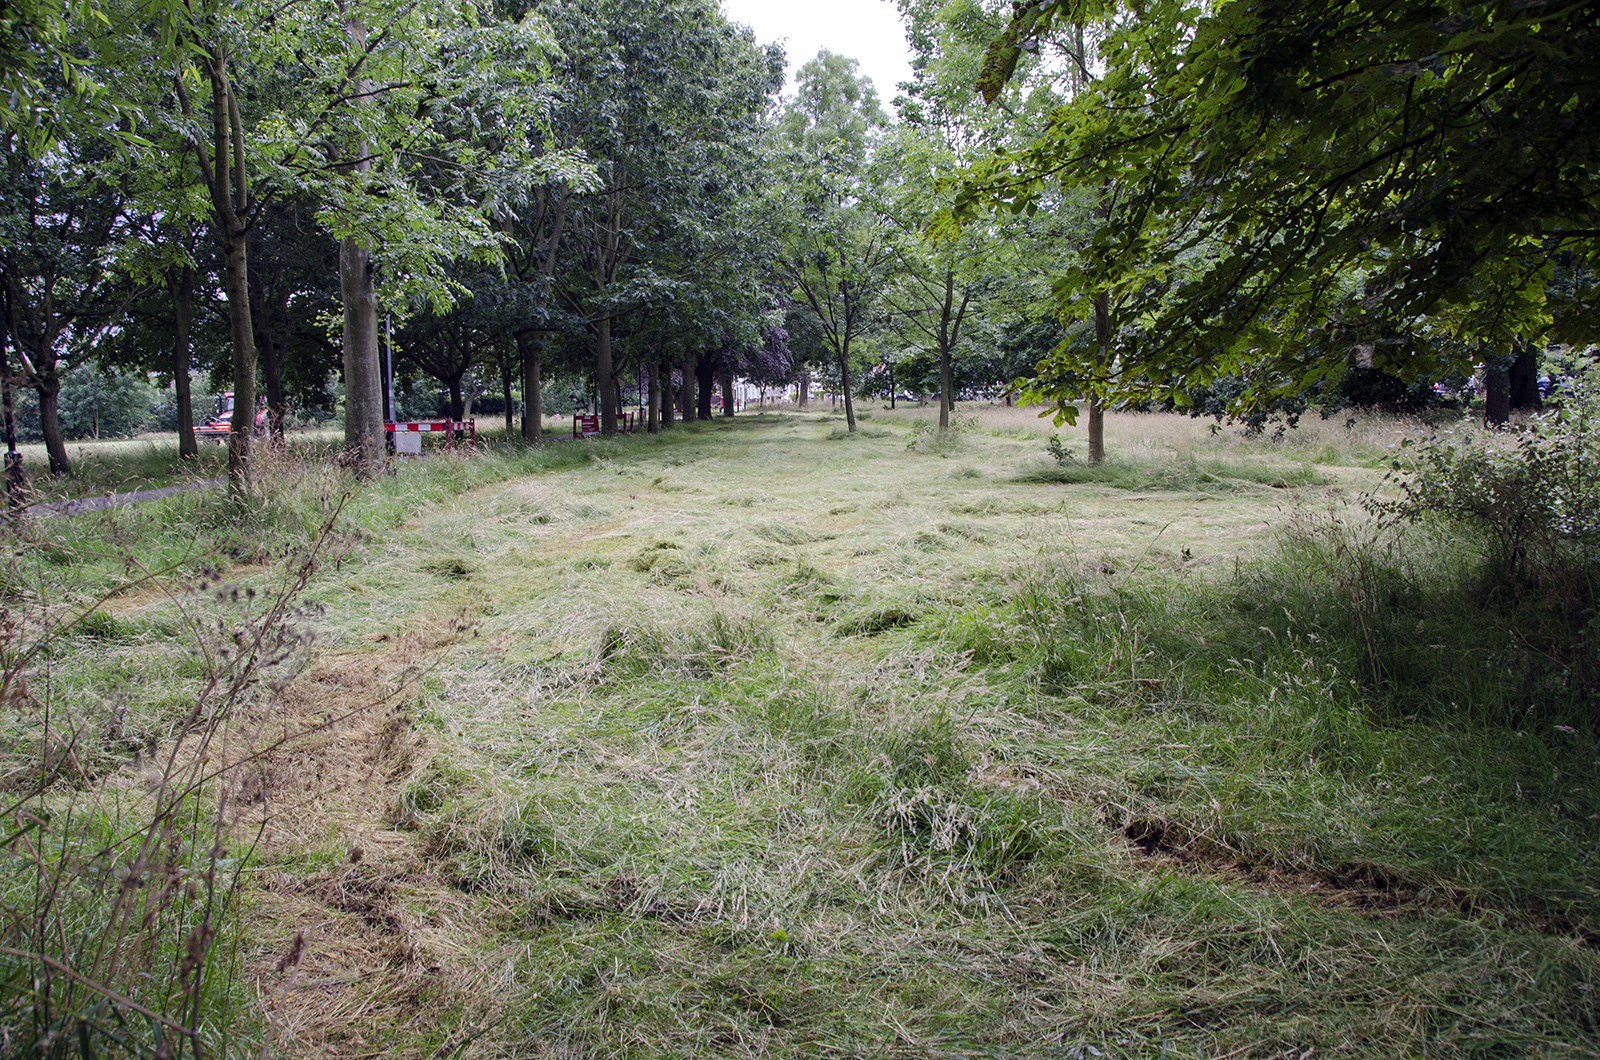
left=5, top=407, right=1597, bottom=1059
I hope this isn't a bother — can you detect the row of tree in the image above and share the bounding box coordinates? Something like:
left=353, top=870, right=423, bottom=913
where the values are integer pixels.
left=0, top=0, right=800, bottom=489
left=12, top=0, right=1585, bottom=484
left=1, top=0, right=1135, bottom=488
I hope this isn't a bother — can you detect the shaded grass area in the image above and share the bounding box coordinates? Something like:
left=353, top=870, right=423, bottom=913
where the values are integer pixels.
left=392, top=582, right=1599, bottom=1057
left=10, top=410, right=1599, bottom=1058
left=986, top=537, right=1600, bottom=914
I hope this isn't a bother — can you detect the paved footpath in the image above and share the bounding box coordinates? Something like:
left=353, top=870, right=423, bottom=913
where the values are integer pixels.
left=23, top=478, right=223, bottom=519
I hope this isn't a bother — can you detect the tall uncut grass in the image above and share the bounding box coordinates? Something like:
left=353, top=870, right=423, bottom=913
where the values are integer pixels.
left=0, top=502, right=348, bottom=1058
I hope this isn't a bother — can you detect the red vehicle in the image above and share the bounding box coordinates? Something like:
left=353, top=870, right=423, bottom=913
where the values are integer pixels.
left=195, top=392, right=267, bottom=442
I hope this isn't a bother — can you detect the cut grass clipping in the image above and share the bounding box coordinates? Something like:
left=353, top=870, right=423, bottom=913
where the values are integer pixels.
left=6, top=407, right=1597, bottom=1059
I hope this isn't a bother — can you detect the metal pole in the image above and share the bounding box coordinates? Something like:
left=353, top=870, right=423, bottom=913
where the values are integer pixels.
left=0, top=288, right=23, bottom=511
left=383, top=313, right=395, bottom=423
left=383, top=313, right=396, bottom=453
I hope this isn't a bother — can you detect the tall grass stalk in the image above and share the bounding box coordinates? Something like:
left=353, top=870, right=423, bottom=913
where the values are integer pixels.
left=0, top=498, right=350, bottom=1058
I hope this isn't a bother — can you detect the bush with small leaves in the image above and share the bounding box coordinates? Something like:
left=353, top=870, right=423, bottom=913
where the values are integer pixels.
left=1370, top=373, right=1600, bottom=593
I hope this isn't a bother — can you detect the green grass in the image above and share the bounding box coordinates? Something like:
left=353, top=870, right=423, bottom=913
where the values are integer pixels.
left=7, top=408, right=1598, bottom=1058
left=1015, top=452, right=1328, bottom=491
left=11, top=436, right=230, bottom=502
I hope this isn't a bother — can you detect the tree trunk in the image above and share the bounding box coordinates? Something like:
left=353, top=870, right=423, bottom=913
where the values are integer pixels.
left=1509, top=345, right=1542, bottom=411
left=340, top=237, right=384, bottom=472
left=221, top=225, right=256, bottom=489
left=661, top=361, right=675, bottom=428
left=37, top=375, right=69, bottom=476
left=1086, top=398, right=1105, bottom=465
left=937, top=272, right=969, bottom=430
left=696, top=354, right=715, bottom=421
left=939, top=350, right=954, bottom=432
left=1, top=407, right=20, bottom=509
left=1088, top=291, right=1110, bottom=466
left=448, top=378, right=464, bottom=423
left=379, top=315, right=393, bottom=424
left=201, top=49, right=257, bottom=495
left=518, top=330, right=542, bottom=443
left=182, top=44, right=256, bottom=489
left=797, top=370, right=810, bottom=408
left=595, top=316, right=617, bottom=435
left=248, top=255, right=289, bottom=444
left=681, top=351, right=697, bottom=423
left=337, top=8, right=384, bottom=476
left=838, top=349, right=857, bottom=432
left=257, top=310, right=287, bottom=445
left=0, top=296, right=23, bottom=506
left=720, top=367, right=734, bottom=417
left=1485, top=359, right=1511, bottom=427
left=647, top=359, right=659, bottom=433
left=173, top=266, right=197, bottom=460
left=501, top=356, right=514, bottom=433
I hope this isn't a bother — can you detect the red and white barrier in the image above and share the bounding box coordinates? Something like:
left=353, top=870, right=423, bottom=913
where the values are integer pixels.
left=385, top=419, right=476, bottom=452
left=570, top=411, right=636, bottom=438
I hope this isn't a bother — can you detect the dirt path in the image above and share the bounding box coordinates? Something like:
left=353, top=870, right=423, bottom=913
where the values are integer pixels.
left=23, top=478, right=223, bottom=518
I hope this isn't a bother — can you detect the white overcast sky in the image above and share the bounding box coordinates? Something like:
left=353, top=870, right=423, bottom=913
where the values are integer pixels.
left=720, top=0, right=914, bottom=104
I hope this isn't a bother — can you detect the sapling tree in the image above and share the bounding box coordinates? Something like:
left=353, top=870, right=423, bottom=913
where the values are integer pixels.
left=160, top=0, right=270, bottom=492
left=773, top=50, right=892, bottom=434
left=881, top=0, right=1069, bottom=433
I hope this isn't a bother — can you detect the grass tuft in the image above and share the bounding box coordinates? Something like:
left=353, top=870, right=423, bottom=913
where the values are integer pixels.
left=834, top=606, right=919, bottom=637
left=753, top=521, right=831, bottom=546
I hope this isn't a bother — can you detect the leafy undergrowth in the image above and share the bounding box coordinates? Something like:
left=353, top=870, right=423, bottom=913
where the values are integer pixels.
left=12, top=410, right=1598, bottom=1058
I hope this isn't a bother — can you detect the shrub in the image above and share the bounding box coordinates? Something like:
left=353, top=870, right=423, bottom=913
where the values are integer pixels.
left=1370, top=374, right=1600, bottom=592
